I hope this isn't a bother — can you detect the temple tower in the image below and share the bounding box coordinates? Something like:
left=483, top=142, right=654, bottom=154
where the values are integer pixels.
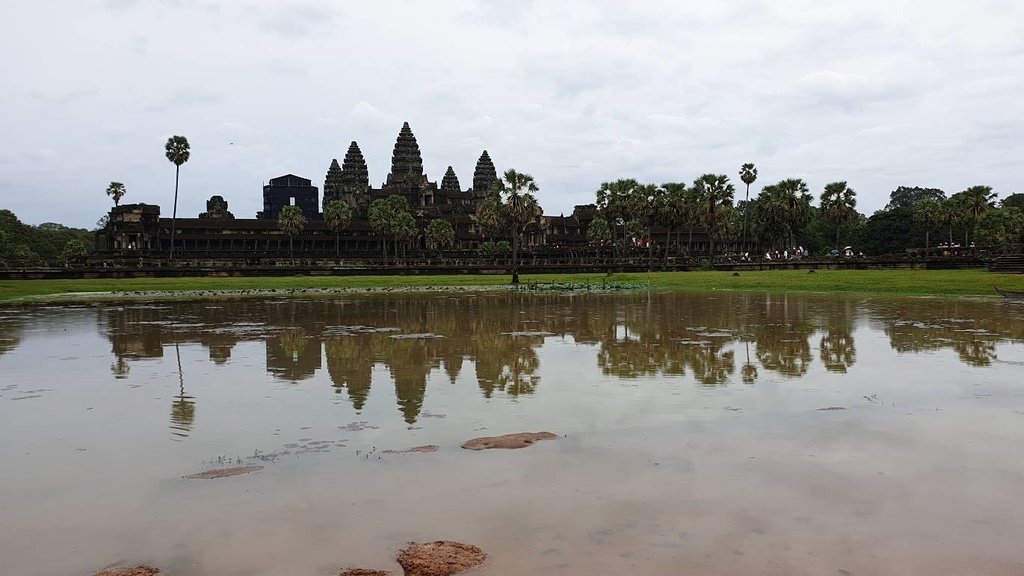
left=472, top=150, right=498, bottom=199
left=440, top=166, right=461, bottom=195
left=383, top=122, right=434, bottom=206
left=322, top=159, right=343, bottom=210
left=339, top=141, right=370, bottom=208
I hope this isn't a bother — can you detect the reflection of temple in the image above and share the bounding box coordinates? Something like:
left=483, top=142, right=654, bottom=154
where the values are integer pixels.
left=98, top=122, right=602, bottom=257
left=96, top=293, right=1024, bottom=428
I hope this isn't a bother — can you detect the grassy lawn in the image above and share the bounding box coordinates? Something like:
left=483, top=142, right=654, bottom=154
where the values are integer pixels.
left=1, top=269, right=1022, bottom=304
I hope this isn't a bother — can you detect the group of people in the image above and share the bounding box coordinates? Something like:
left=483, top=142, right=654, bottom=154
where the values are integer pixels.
left=761, top=246, right=809, bottom=261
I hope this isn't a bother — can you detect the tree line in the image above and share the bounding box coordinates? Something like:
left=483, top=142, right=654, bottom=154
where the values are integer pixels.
left=587, top=164, right=1022, bottom=259
left=0, top=209, right=92, bottom=267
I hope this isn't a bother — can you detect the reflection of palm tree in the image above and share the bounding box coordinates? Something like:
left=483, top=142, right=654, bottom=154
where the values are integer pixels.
left=819, top=328, right=857, bottom=373
left=741, top=342, right=757, bottom=384
left=169, top=342, right=195, bottom=439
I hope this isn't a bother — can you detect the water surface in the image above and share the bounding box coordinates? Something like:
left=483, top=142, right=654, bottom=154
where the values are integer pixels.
left=1, top=292, right=1023, bottom=575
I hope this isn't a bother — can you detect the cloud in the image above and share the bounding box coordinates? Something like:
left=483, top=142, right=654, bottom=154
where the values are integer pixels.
left=0, top=0, right=1022, bottom=227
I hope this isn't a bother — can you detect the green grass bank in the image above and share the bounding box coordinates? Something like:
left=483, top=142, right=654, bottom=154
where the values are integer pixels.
left=2, top=269, right=1023, bottom=304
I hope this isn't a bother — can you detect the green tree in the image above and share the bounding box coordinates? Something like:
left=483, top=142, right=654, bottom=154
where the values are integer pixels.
left=164, top=135, right=190, bottom=261
left=425, top=218, right=455, bottom=252
left=277, top=205, right=306, bottom=256
left=738, top=163, right=757, bottom=250
left=587, top=217, right=612, bottom=244
left=474, top=194, right=503, bottom=243
left=394, top=211, right=418, bottom=258
left=913, top=198, right=942, bottom=256
left=495, top=169, right=541, bottom=285
left=691, top=174, right=735, bottom=256
left=595, top=179, right=640, bottom=256
left=959, top=185, right=998, bottom=245
left=1002, top=193, right=1024, bottom=209
left=819, top=181, right=857, bottom=251
left=106, top=181, right=126, bottom=206
left=758, top=178, right=812, bottom=251
left=975, top=208, right=1024, bottom=246
left=368, top=195, right=413, bottom=260
left=323, top=199, right=353, bottom=256
left=60, top=238, right=88, bottom=263
left=938, top=197, right=962, bottom=246
left=658, top=182, right=688, bottom=259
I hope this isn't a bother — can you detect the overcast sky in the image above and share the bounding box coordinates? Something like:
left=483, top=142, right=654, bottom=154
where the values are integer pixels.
left=1, top=0, right=1022, bottom=228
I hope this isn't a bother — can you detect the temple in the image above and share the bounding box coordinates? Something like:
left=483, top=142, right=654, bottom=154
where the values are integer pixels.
left=99, top=122, right=709, bottom=259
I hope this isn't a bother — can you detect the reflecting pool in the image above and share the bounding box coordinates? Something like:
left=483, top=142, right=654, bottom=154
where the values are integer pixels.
left=1, top=292, right=1023, bottom=575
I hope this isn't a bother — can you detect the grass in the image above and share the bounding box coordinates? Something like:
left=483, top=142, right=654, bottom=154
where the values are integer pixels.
left=1, top=269, right=1022, bottom=304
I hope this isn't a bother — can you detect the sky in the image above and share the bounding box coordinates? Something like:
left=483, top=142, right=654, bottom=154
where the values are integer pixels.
left=1, top=0, right=1022, bottom=229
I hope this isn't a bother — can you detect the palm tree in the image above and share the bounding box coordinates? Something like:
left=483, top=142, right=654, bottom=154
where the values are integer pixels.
left=658, top=182, right=687, bottom=267
left=759, top=178, right=812, bottom=251
left=819, top=181, right=857, bottom=251
left=496, top=169, right=541, bottom=285
left=691, top=174, right=735, bottom=256
left=739, top=163, right=757, bottom=250
left=164, top=135, right=190, bottom=260
left=425, top=218, right=455, bottom=253
left=938, top=197, right=961, bottom=246
left=960, top=185, right=998, bottom=245
left=323, top=199, right=353, bottom=256
left=277, top=205, right=306, bottom=256
left=913, top=198, right=942, bottom=256
left=106, top=181, right=126, bottom=206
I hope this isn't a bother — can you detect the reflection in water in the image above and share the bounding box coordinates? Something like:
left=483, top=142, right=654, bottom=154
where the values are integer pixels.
left=169, top=342, right=195, bottom=439
left=71, top=293, right=1024, bottom=432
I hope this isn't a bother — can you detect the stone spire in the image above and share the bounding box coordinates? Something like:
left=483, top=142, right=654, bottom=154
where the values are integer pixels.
left=322, top=158, right=343, bottom=210
left=472, top=150, right=497, bottom=198
left=340, top=141, right=369, bottom=193
left=440, top=166, right=461, bottom=194
left=387, top=122, right=424, bottom=184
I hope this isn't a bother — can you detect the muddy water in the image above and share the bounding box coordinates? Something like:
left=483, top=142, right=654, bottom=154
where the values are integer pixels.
left=1, top=292, right=1023, bottom=576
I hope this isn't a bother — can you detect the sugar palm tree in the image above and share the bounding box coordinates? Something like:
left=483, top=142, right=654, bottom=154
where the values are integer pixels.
left=164, top=136, right=190, bottom=260
left=323, top=199, right=353, bottom=256
left=277, top=205, right=306, bottom=256
left=759, top=178, right=812, bottom=251
left=913, top=198, right=942, bottom=256
left=425, top=218, right=455, bottom=252
left=496, top=169, right=540, bottom=285
left=960, top=185, right=998, bottom=245
left=819, top=181, right=857, bottom=251
left=105, top=181, right=126, bottom=206
left=691, top=174, right=735, bottom=256
left=739, top=163, right=757, bottom=250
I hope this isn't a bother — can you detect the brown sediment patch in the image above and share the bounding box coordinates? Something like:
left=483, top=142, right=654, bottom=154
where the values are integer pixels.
left=461, top=431, right=557, bottom=450
left=396, top=540, right=486, bottom=576
left=184, top=465, right=263, bottom=479
left=382, top=445, right=439, bottom=455
left=95, top=566, right=159, bottom=576
left=340, top=569, right=391, bottom=576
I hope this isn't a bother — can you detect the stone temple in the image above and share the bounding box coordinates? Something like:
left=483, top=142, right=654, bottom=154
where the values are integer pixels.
left=99, top=122, right=606, bottom=257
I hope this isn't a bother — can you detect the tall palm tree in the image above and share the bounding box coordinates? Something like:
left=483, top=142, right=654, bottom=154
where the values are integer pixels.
left=691, top=174, right=735, bottom=256
left=938, top=197, right=961, bottom=246
left=913, top=198, right=942, bottom=256
left=324, top=199, right=353, bottom=256
left=759, top=178, right=812, bottom=251
left=164, top=135, right=190, bottom=260
left=277, top=205, right=306, bottom=256
left=960, top=185, right=998, bottom=245
left=106, top=181, right=126, bottom=206
left=739, top=163, right=757, bottom=251
left=819, top=181, right=857, bottom=251
left=659, top=182, right=688, bottom=266
left=496, top=169, right=540, bottom=285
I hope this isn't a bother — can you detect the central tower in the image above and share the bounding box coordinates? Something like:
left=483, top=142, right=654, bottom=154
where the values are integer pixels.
left=382, top=122, right=435, bottom=206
